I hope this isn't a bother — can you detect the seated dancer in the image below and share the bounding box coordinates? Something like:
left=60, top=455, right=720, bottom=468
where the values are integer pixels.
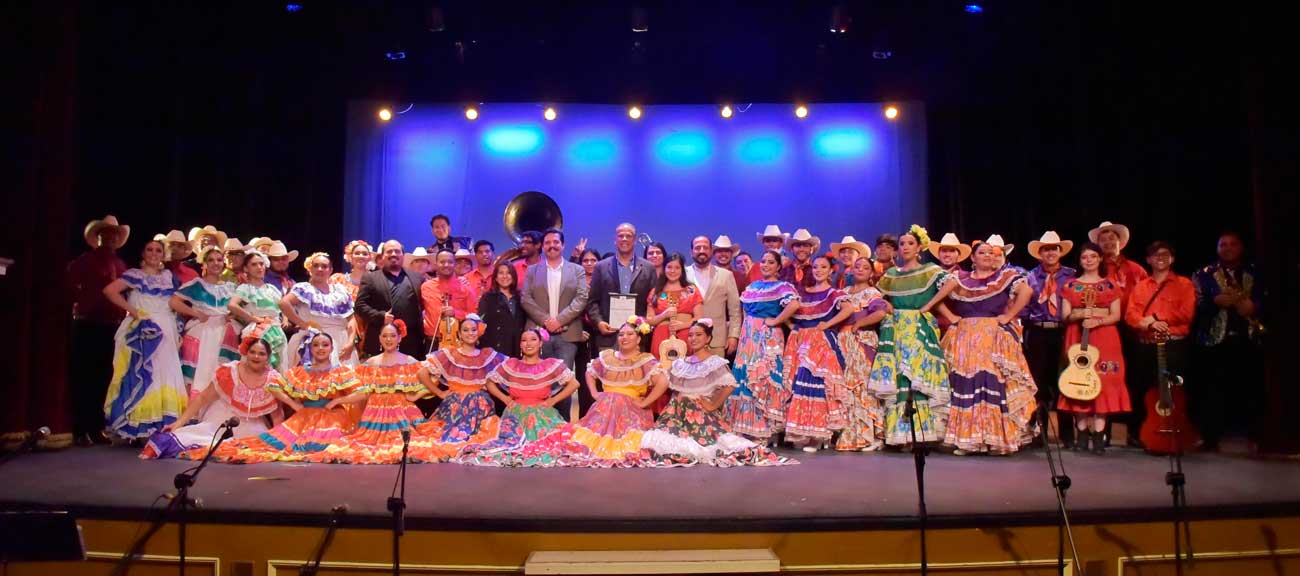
left=781, top=256, right=856, bottom=453
left=931, top=238, right=1039, bottom=455
left=142, top=338, right=283, bottom=458
left=638, top=319, right=791, bottom=467
left=305, top=320, right=432, bottom=464
left=497, top=318, right=668, bottom=467
left=458, top=329, right=580, bottom=465
left=728, top=250, right=800, bottom=443
left=192, top=330, right=360, bottom=462
left=410, top=315, right=507, bottom=462
left=834, top=257, right=891, bottom=452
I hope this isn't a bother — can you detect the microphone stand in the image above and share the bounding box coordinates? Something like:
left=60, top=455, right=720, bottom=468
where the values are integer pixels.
left=1164, top=380, right=1192, bottom=576
left=301, top=504, right=349, bottom=576
left=388, top=429, right=410, bottom=576
left=904, top=390, right=928, bottom=576
left=173, top=419, right=238, bottom=576
left=1037, top=403, right=1085, bottom=576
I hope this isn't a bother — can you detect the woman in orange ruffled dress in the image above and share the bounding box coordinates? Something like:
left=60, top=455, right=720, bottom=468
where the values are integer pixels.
left=188, top=330, right=360, bottom=462
left=409, top=315, right=507, bottom=462
left=306, top=320, right=433, bottom=464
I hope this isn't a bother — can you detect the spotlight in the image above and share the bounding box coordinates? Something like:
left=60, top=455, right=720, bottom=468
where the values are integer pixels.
left=631, top=6, right=649, bottom=32
left=829, top=4, right=851, bottom=34
left=285, top=3, right=303, bottom=13
left=628, top=106, right=642, bottom=120
left=385, top=51, right=406, bottom=61
left=720, top=105, right=733, bottom=119
left=964, top=4, right=984, bottom=14
left=885, top=106, right=899, bottom=120
left=378, top=108, right=392, bottom=122
left=795, top=105, right=809, bottom=119
left=544, top=107, right=557, bottom=121
left=465, top=106, right=479, bottom=120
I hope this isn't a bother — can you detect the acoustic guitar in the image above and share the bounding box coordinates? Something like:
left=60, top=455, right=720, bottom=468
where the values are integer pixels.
left=1139, top=332, right=1200, bottom=454
left=1058, top=287, right=1102, bottom=401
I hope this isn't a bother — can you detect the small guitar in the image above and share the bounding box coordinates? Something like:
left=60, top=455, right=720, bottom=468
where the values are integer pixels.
left=1059, top=287, right=1102, bottom=401
left=1140, top=332, right=1200, bottom=454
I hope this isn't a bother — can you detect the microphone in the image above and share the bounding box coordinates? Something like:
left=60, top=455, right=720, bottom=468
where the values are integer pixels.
left=223, top=417, right=241, bottom=429
left=400, top=429, right=410, bottom=444
left=331, top=503, right=349, bottom=515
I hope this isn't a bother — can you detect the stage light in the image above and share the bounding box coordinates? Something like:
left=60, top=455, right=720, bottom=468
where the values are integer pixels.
left=385, top=51, right=406, bottom=61
left=544, top=107, right=557, bottom=121
left=631, top=6, right=649, bottom=32
left=465, top=107, right=479, bottom=120
left=285, top=3, right=302, bottom=13
left=965, top=4, right=984, bottom=14
left=830, top=4, right=851, bottom=34
left=377, top=108, right=392, bottom=121
left=795, top=105, right=809, bottom=119
left=720, top=105, right=733, bottom=119
left=885, top=106, right=899, bottom=120
left=628, top=106, right=642, bottom=120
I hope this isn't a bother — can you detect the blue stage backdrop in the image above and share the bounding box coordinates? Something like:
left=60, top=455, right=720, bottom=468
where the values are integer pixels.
left=344, top=102, right=927, bottom=258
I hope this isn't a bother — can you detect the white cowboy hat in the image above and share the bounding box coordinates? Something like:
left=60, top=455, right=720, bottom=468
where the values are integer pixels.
left=785, top=228, right=821, bottom=252
left=755, top=224, right=790, bottom=243
left=1028, top=231, right=1074, bottom=260
left=83, top=215, right=130, bottom=249
left=222, top=238, right=246, bottom=252
left=159, top=230, right=188, bottom=244
left=829, top=235, right=872, bottom=260
left=926, top=233, right=972, bottom=262
left=972, top=234, right=1015, bottom=256
left=453, top=248, right=473, bottom=260
left=266, top=240, right=299, bottom=262
left=713, top=235, right=741, bottom=253
left=1088, top=221, right=1130, bottom=250
left=404, top=246, right=432, bottom=267
left=187, top=225, right=229, bottom=250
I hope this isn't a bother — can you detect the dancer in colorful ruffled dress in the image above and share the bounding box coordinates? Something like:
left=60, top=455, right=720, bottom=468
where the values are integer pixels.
left=410, top=315, right=507, bottom=462
left=101, top=239, right=188, bottom=440
left=639, top=320, right=792, bottom=467
left=867, top=225, right=954, bottom=446
left=459, top=329, right=580, bottom=464
left=142, top=339, right=283, bottom=458
left=933, top=239, right=1039, bottom=455
left=781, top=256, right=856, bottom=452
left=727, top=250, right=800, bottom=442
left=305, top=320, right=432, bottom=464
left=170, top=246, right=239, bottom=398
left=834, top=257, right=891, bottom=452
left=496, top=319, right=669, bottom=467
left=191, top=331, right=360, bottom=462
left=227, top=251, right=288, bottom=372
left=282, top=252, right=357, bottom=368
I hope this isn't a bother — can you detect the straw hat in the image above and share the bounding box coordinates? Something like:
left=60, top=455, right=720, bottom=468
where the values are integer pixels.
left=829, top=235, right=872, bottom=260
left=222, top=238, right=246, bottom=253
left=785, top=229, right=821, bottom=252
left=1087, top=221, right=1130, bottom=250
left=453, top=248, right=473, bottom=261
left=1027, top=231, right=1074, bottom=260
left=404, top=247, right=432, bottom=268
left=713, top=235, right=741, bottom=253
left=83, top=215, right=130, bottom=249
left=187, top=225, right=229, bottom=251
left=973, top=234, right=1015, bottom=256
left=755, top=225, right=790, bottom=243
left=927, top=233, right=972, bottom=262
left=158, top=230, right=188, bottom=244
left=266, top=241, right=299, bottom=262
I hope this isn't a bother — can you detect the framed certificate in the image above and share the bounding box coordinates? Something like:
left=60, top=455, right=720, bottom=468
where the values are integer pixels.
left=609, top=293, right=638, bottom=326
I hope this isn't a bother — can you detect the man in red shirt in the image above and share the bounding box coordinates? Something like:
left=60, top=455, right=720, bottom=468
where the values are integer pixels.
left=422, top=250, right=477, bottom=347
left=66, top=216, right=130, bottom=445
left=1123, top=241, right=1196, bottom=445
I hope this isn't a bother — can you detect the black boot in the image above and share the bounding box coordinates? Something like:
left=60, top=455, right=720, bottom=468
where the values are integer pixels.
left=1091, top=431, right=1105, bottom=456
left=1073, top=430, right=1090, bottom=453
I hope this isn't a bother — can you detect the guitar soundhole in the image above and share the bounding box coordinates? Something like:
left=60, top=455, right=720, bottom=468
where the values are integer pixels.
left=666, top=350, right=681, bottom=361
left=1074, top=356, right=1089, bottom=368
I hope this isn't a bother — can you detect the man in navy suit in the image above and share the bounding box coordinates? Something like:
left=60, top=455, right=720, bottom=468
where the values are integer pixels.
left=587, top=223, right=657, bottom=350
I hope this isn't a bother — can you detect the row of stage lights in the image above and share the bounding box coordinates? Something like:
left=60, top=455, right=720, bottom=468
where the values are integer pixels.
left=377, top=104, right=901, bottom=122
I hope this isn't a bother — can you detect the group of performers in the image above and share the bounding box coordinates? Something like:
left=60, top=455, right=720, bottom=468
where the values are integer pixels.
left=63, top=213, right=1262, bottom=467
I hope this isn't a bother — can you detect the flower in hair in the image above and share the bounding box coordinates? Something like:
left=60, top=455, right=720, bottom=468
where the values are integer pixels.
left=626, top=315, right=653, bottom=335
left=534, top=328, right=551, bottom=343
left=302, top=251, right=330, bottom=272
left=694, top=317, right=714, bottom=328
left=908, top=224, right=931, bottom=249
left=390, top=318, right=408, bottom=339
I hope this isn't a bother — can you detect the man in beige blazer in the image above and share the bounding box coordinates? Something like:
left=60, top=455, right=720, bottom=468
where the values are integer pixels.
left=685, top=236, right=741, bottom=356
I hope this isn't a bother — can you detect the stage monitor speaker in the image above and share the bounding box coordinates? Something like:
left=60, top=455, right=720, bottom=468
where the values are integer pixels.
left=0, top=511, right=86, bottom=563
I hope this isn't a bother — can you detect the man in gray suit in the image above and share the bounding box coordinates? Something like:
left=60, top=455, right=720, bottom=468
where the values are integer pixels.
left=587, top=223, right=657, bottom=350
left=521, top=228, right=590, bottom=370
left=686, top=235, right=742, bottom=356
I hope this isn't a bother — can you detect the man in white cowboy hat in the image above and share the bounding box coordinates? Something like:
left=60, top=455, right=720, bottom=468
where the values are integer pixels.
left=159, top=229, right=199, bottom=284
left=220, top=238, right=246, bottom=284
left=928, top=233, right=972, bottom=275
left=264, top=240, right=299, bottom=293
left=356, top=240, right=427, bottom=358
left=749, top=224, right=790, bottom=283
left=780, top=228, right=820, bottom=287
left=686, top=235, right=742, bottom=356
left=248, top=237, right=275, bottom=254
left=188, top=225, right=228, bottom=253
left=403, top=247, right=433, bottom=278
left=711, top=235, right=749, bottom=292
left=1021, top=230, right=1078, bottom=447
left=829, top=235, right=872, bottom=289
left=1088, top=221, right=1148, bottom=307
left=453, top=248, right=474, bottom=277
left=67, top=215, right=131, bottom=445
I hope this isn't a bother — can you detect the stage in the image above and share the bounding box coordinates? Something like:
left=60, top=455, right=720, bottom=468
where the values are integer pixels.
left=5, top=446, right=1300, bottom=575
